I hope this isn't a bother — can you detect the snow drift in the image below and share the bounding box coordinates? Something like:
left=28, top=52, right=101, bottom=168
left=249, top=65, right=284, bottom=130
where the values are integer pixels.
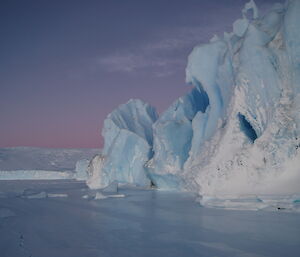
left=87, top=0, right=300, bottom=207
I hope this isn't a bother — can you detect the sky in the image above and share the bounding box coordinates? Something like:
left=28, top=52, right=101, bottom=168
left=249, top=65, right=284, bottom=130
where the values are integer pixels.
left=0, top=0, right=279, bottom=148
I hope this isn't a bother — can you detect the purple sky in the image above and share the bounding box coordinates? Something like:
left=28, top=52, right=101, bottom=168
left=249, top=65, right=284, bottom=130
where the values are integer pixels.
left=0, top=0, right=279, bottom=148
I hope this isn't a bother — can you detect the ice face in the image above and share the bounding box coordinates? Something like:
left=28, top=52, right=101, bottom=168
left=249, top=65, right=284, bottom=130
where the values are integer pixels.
left=102, top=129, right=152, bottom=186
left=102, top=99, right=158, bottom=155
left=87, top=99, right=158, bottom=189
left=284, top=0, right=300, bottom=94
left=182, top=0, right=300, bottom=196
left=86, top=155, right=106, bottom=189
left=148, top=88, right=209, bottom=189
left=186, top=38, right=234, bottom=154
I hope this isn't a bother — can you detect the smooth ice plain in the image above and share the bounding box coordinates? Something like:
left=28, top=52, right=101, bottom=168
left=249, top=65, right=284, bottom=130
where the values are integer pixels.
left=0, top=180, right=300, bottom=257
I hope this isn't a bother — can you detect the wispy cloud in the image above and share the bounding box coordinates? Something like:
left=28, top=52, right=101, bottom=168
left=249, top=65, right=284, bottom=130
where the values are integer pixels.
left=97, top=52, right=183, bottom=77
left=144, top=27, right=213, bottom=51
left=95, top=26, right=220, bottom=77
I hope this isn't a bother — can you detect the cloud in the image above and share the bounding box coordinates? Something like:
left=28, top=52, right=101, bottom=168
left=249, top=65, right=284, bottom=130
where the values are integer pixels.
left=144, top=26, right=213, bottom=51
left=97, top=51, right=183, bottom=77
left=95, top=26, right=218, bottom=77
left=97, top=53, right=144, bottom=73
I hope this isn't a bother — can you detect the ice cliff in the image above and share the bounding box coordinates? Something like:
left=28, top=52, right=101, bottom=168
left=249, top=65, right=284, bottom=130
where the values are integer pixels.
left=147, top=88, right=209, bottom=189
left=88, top=0, right=300, bottom=201
left=182, top=0, right=300, bottom=197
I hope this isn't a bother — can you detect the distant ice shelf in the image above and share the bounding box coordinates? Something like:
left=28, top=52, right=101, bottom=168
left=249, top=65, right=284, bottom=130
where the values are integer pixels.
left=0, top=170, right=73, bottom=180
left=0, top=147, right=99, bottom=181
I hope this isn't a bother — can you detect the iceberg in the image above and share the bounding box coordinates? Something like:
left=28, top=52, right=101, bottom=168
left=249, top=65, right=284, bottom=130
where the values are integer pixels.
left=86, top=99, right=158, bottom=189
left=87, top=0, right=300, bottom=205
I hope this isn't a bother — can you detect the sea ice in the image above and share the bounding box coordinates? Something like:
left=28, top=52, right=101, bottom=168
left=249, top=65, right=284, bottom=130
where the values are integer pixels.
left=0, top=208, right=16, bottom=218
left=22, top=191, right=47, bottom=199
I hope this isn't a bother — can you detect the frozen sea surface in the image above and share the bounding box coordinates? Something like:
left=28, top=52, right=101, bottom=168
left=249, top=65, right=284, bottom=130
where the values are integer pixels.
left=0, top=180, right=299, bottom=257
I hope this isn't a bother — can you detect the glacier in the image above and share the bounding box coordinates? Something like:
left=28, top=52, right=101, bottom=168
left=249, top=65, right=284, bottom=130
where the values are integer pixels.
left=87, top=0, right=300, bottom=209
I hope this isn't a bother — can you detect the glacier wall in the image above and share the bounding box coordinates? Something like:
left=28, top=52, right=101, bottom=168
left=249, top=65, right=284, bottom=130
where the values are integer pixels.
left=88, top=0, right=300, bottom=200
left=182, top=0, right=300, bottom=196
